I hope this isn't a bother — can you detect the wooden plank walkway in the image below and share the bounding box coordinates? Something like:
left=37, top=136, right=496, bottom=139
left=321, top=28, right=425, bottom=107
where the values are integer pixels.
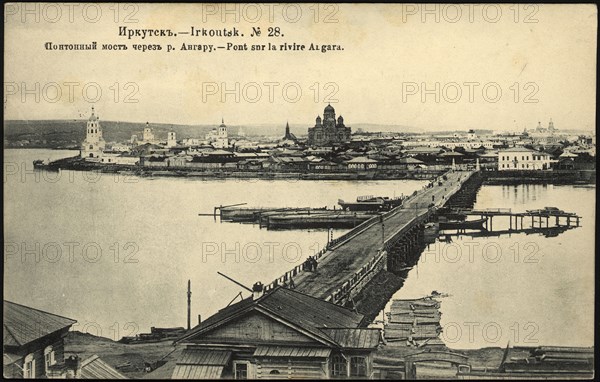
left=267, top=170, right=477, bottom=300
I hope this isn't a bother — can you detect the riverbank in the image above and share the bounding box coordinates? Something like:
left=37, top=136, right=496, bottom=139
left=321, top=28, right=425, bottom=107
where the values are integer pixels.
left=34, top=155, right=446, bottom=181
left=34, top=155, right=596, bottom=183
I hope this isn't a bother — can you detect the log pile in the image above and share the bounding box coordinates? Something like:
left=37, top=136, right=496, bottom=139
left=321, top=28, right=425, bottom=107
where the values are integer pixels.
left=384, top=297, right=445, bottom=348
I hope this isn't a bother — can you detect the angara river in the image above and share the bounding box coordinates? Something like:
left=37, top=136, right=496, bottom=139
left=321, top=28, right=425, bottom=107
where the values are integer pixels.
left=4, top=149, right=595, bottom=349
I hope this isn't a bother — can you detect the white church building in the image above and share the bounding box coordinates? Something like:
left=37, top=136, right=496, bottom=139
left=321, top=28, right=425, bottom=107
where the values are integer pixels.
left=205, top=119, right=230, bottom=149
left=81, top=106, right=106, bottom=160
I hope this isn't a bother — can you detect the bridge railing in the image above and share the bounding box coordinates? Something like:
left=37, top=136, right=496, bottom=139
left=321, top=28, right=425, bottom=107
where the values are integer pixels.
left=264, top=169, right=475, bottom=297
left=263, top=245, right=330, bottom=293
left=327, top=190, right=428, bottom=250
left=326, top=215, right=380, bottom=249
left=264, top=196, right=419, bottom=293
left=327, top=207, right=438, bottom=304
left=325, top=171, right=478, bottom=303
left=325, top=248, right=388, bottom=303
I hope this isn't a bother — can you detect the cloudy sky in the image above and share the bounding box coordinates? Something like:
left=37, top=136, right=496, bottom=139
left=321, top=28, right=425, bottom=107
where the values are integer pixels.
left=4, top=3, right=597, bottom=131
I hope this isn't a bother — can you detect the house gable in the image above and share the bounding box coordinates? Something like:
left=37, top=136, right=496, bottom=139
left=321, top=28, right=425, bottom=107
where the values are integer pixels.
left=193, top=311, right=322, bottom=346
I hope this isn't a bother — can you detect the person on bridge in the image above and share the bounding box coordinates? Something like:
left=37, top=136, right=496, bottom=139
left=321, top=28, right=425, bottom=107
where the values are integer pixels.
left=304, top=257, right=315, bottom=271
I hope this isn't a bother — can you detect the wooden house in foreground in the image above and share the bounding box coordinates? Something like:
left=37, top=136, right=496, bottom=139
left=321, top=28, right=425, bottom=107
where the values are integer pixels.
left=172, top=285, right=381, bottom=379
left=3, top=300, right=125, bottom=379
left=4, top=300, right=77, bottom=378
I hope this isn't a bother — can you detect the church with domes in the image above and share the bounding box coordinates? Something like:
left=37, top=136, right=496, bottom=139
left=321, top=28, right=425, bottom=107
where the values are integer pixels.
left=307, top=104, right=351, bottom=147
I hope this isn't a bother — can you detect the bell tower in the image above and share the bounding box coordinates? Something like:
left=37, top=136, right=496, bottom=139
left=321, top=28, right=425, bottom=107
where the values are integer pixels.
left=167, top=130, right=177, bottom=148
left=81, top=106, right=106, bottom=159
left=218, top=118, right=227, bottom=137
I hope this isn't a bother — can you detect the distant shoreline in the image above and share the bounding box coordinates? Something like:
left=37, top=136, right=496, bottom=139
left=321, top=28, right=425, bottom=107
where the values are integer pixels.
left=33, top=155, right=445, bottom=181
left=30, top=155, right=596, bottom=184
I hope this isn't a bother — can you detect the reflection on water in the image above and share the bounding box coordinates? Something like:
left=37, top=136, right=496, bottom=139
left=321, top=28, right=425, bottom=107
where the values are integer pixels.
left=4, top=149, right=428, bottom=340
left=389, top=183, right=595, bottom=349
left=501, top=183, right=551, bottom=205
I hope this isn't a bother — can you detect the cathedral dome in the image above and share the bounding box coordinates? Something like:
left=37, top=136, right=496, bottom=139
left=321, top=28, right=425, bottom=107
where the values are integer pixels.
left=324, top=104, right=335, bottom=113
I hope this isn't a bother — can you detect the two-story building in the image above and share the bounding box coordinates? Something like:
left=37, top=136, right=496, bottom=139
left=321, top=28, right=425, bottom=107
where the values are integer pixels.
left=170, top=286, right=381, bottom=379
left=497, top=147, right=555, bottom=171
left=346, top=157, right=378, bottom=171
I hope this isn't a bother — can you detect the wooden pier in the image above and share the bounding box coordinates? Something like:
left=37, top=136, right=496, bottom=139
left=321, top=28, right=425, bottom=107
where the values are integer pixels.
left=452, top=208, right=581, bottom=231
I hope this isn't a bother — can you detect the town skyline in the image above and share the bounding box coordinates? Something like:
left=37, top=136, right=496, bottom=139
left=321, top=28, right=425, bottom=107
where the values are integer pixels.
left=4, top=106, right=588, bottom=134
left=5, top=4, right=596, bottom=131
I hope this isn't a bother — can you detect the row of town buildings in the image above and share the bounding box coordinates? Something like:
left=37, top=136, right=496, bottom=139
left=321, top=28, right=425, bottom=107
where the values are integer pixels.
left=80, top=106, right=595, bottom=173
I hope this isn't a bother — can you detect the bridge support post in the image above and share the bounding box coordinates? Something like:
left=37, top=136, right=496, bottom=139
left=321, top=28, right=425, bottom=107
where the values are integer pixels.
left=405, top=360, right=416, bottom=380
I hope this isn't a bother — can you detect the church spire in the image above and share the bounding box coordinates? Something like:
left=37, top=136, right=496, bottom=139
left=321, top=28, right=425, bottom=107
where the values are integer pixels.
left=88, top=105, right=98, bottom=121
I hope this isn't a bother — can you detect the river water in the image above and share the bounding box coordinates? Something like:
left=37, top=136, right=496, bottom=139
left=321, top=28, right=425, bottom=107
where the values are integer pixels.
left=4, top=149, right=425, bottom=340
left=389, top=183, right=595, bottom=349
left=4, top=149, right=594, bottom=348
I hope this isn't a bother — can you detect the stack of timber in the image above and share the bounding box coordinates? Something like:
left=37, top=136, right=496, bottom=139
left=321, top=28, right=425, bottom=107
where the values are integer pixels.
left=118, top=327, right=186, bottom=344
left=384, top=297, right=445, bottom=348
left=461, top=346, right=595, bottom=379
left=501, top=346, right=594, bottom=375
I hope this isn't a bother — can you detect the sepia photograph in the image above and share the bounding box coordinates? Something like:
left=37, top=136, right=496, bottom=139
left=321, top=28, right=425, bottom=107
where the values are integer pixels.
left=3, top=3, right=596, bottom=379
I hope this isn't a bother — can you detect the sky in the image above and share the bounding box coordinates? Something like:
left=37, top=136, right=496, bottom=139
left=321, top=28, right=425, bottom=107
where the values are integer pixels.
left=4, top=3, right=597, bottom=132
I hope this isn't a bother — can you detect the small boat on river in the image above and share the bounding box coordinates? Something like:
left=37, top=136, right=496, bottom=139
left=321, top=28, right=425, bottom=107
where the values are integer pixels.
left=439, top=217, right=487, bottom=230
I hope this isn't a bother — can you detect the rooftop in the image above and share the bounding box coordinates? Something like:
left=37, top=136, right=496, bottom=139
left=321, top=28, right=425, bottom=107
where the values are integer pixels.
left=499, top=146, right=538, bottom=153
left=4, top=300, right=76, bottom=347
left=80, top=355, right=127, bottom=379
left=346, top=156, right=378, bottom=163
left=175, top=287, right=367, bottom=347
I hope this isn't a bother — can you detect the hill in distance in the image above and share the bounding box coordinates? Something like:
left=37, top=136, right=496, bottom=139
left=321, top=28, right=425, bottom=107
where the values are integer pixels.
left=3, top=119, right=427, bottom=147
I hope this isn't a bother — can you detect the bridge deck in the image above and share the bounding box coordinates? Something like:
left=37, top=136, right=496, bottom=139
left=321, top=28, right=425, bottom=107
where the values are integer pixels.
left=292, top=170, right=474, bottom=299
